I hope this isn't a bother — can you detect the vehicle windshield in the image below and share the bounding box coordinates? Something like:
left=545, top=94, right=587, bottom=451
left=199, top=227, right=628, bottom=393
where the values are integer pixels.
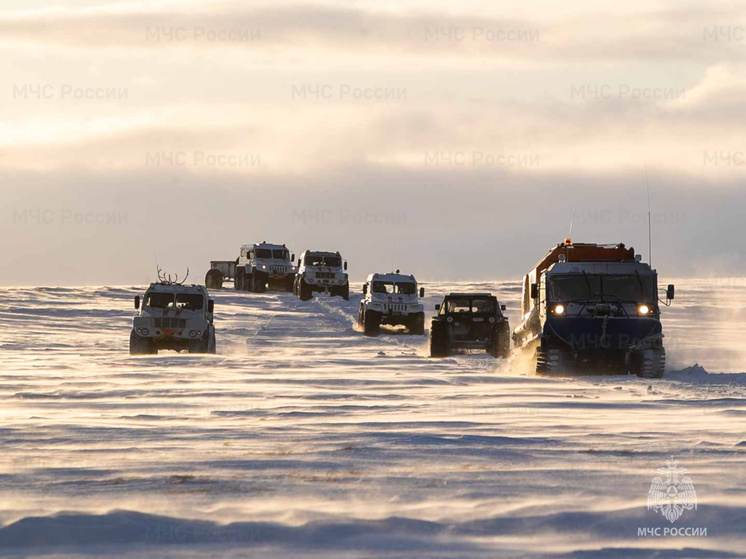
left=549, top=274, right=656, bottom=302
left=305, top=255, right=342, bottom=267
left=255, top=249, right=272, bottom=259
left=272, top=249, right=289, bottom=260
left=371, top=281, right=416, bottom=295
left=175, top=294, right=204, bottom=310
left=444, top=298, right=496, bottom=314
left=146, top=292, right=174, bottom=308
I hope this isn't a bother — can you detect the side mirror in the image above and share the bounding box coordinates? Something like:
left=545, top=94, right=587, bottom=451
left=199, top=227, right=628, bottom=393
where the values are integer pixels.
left=420, top=287, right=425, bottom=297
left=134, top=295, right=140, bottom=309
left=363, top=284, right=368, bottom=295
left=291, top=253, right=295, bottom=261
left=297, top=258, right=301, bottom=266
left=208, top=300, right=214, bottom=313
left=501, top=304, right=506, bottom=311
left=530, top=283, right=539, bottom=300
left=344, top=261, right=348, bottom=271
left=435, top=304, right=441, bottom=311
left=666, top=284, right=675, bottom=301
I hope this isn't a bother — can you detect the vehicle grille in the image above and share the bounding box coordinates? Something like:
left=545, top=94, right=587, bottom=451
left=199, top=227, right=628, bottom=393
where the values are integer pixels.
left=269, top=266, right=289, bottom=274
left=154, top=318, right=187, bottom=329
left=386, top=304, right=408, bottom=312
left=315, top=272, right=336, bottom=279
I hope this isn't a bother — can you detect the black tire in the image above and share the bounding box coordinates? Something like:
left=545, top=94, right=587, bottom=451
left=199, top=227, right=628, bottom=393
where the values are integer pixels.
left=357, top=304, right=365, bottom=330
left=363, top=309, right=381, bottom=336
left=205, top=269, right=223, bottom=289
left=489, top=322, right=510, bottom=358
left=299, top=278, right=312, bottom=301
left=252, top=273, right=267, bottom=293
left=408, top=313, right=425, bottom=335
left=284, top=276, right=295, bottom=293
left=189, top=331, right=210, bottom=354
left=234, top=269, right=244, bottom=291
left=208, top=328, right=217, bottom=354
left=129, top=329, right=153, bottom=355
left=429, top=321, right=449, bottom=357
left=339, top=283, right=350, bottom=301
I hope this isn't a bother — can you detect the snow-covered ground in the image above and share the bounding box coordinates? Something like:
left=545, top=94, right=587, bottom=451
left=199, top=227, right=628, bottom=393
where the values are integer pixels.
left=0, top=280, right=744, bottom=557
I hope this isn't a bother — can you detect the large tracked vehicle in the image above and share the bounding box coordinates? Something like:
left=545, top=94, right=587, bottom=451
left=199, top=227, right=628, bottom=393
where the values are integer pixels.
left=513, top=239, right=674, bottom=377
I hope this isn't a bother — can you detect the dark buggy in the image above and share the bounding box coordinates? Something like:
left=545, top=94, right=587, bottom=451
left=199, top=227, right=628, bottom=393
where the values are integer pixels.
left=430, top=293, right=510, bottom=358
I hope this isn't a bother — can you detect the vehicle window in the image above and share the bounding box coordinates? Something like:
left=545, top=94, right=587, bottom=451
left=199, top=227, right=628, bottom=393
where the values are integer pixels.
left=255, top=249, right=272, bottom=258
left=175, top=294, right=204, bottom=310
left=396, top=283, right=416, bottom=295
left=272, top=250, right=288, bottom=259
left=323, top=256, right=342, bottom=267
left=372, top=281, right=394, bottom=294
left=146, top=292, right=174, bottom=308
left=305, top=254, right=323, bottom=266
left=447, top=299, right=471, bottom=313
left=472, top=298, right=496, bottom=313
left=549, top=274, right=654, bottom=302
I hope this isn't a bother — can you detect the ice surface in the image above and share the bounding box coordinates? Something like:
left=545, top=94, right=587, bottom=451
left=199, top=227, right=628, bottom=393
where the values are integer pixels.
left=0, top=281, right=743, bottom=557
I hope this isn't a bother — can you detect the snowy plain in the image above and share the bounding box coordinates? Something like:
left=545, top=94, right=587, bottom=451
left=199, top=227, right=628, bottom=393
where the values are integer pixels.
left=0, top=279, right=744, bottom=558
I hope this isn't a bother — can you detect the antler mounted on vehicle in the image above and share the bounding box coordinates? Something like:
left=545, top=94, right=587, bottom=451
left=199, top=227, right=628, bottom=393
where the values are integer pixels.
left=156, top=266, right=190, bottom=285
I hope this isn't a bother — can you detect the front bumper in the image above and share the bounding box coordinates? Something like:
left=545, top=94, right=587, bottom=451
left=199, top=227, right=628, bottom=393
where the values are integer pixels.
left=133, top=317, right=209, bottom=340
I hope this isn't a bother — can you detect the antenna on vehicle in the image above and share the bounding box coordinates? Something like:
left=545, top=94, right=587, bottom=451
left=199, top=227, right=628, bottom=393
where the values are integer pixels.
left=645, top=164, right=652, bottom=267
left=568, top=206, right=575, bottom=238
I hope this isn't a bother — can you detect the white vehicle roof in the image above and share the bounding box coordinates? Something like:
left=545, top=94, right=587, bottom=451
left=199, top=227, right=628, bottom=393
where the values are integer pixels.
left=302, top=250, right=342, bottom=257
left=366, top=272, right=417, bottom=284
left=240, top=242, right=290, bottom=251
left=546, top=261, right=656, bottom=276
left=447, top=292, right=494, bottom=298
left=146, top=283, right=208, bottom=295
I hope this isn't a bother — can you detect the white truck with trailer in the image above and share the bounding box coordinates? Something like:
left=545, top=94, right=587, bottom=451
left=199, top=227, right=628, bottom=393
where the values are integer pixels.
left=357, top=272, right=425, bottom=336
left=293, top=250, right=349, bottom=301
left=130, top=282, right=216, bottom=355
left=205, top=242, right=297, bottom=292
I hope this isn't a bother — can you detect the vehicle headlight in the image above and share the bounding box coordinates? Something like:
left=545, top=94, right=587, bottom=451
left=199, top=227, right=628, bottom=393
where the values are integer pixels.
left=261, top=265, right=267, bottom=270
left=190, top=330, right=199, bottom=337
left=552, top=304, right=565, bottom=315
left=638, top=304, right=651, bottom=315
left=447, top=316, right=453, bottom=323
left=489, top=317, right=495, bottom=323
left=139, top=328, right=149, bottom=335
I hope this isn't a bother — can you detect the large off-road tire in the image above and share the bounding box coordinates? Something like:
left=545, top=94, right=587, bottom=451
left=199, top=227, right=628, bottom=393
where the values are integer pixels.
left=357, top=304, right=365, bottom=330
left=408, top=313, right=425, bottom=335
left=234, top=269, right=244, bottom=291
left=251, top=272, right=267, bottom=293
left=489, top=322, right=511, bottom=358
left=637, top=348, right=665, bottom=378
left=205, top=269, right=223, bottom=289
left=284, top=276, right=295, bottom=293
left=363, top=309, right=381, bottom=337
left=129, top=330, right=153, bottom=355
left=299, top=278, right=313, bottom=301
left=429, top=321, right=449, bottom=357
left=338, top=282, right=350, bottom=301
left=536, top=347, right=565, bottom=375
left=189, top=331, right=211, bottom=354
left=208, top=328, right=217, bottom=355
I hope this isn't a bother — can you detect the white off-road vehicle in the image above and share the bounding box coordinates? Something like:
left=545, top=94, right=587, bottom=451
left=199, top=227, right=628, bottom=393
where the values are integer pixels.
left=293, top=250, right=349, bottom=301
left=357, top=272, right=425, bottom=336
left=130, top=282, right=216, bottom=355
left=233, top=242, right=297, bottom=293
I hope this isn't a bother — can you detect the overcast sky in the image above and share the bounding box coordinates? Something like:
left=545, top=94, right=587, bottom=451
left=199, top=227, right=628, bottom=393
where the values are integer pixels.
left=1, top=0, right=745, bottom=285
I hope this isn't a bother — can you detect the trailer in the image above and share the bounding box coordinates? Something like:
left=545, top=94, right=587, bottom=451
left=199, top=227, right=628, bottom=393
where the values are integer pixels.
left=205, top=260, right=236, bottom=289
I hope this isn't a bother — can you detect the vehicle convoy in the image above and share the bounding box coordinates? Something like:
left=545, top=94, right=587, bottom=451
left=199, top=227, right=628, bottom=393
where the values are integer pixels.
left=205, top=242, right=296, bottom=292
left=130, top=277, right=216, bottom=355
left=357, top=272, right=425, bottom=336
left=512, top=239, right=674, bottom=378
left=430, top=293, right=510, bottom=358
left=293, top=250, right=349, bottom=301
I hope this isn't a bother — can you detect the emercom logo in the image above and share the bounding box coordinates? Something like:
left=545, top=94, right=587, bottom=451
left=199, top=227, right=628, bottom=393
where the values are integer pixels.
left=647, top=457, right=698, bottom=523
